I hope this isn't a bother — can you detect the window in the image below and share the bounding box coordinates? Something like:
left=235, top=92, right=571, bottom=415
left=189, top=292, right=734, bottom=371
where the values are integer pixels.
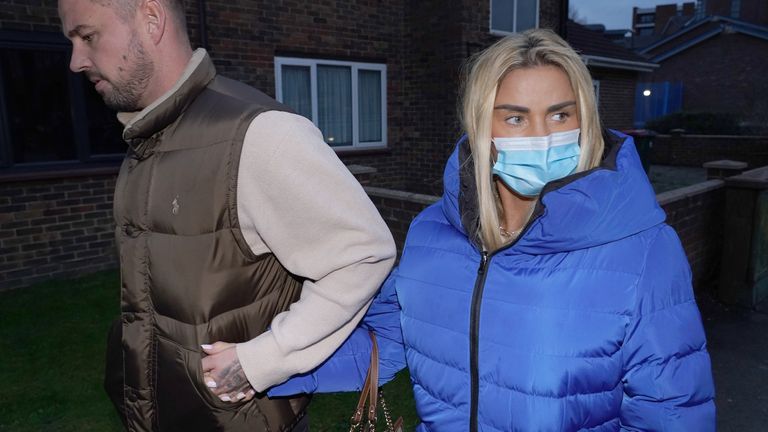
left=0, top=30, right=124, bottom=169
left=275, top=57, right=387, bottom=149
left=490, top=0, right=539, bottom=35
left=638, top=14, right=655, bottom=24
left=638, top=27, right=654, bottom=36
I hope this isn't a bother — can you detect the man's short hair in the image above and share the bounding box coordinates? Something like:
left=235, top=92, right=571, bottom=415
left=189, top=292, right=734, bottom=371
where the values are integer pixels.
left=91, top=0, right=187, bottom=31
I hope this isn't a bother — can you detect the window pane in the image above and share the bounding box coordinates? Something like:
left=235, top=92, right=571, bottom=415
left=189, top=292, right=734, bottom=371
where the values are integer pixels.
left=358, top=70, right=382, bottom=143
left=639, top=27, right=654, bottom=36
left=84, top=79, right=125, bottom=156
left=491, top=0, right=515, bottom=32
left=1, top=48, right=77, bottom=164
left=317, top=65, right=352, bottom=147
left=517, top=0, right=538, bottom=32
left=281, top=65, right=312, bottom=120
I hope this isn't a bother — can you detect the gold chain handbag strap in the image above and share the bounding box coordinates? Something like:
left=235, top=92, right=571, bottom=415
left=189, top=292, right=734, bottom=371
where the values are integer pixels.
left=349, top=332, right=403, bottom=432
left=379, top=389, right=403, bottom=432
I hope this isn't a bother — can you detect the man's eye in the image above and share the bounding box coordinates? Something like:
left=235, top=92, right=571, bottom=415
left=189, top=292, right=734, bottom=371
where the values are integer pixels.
left=82, top=33, right=95, bottom=43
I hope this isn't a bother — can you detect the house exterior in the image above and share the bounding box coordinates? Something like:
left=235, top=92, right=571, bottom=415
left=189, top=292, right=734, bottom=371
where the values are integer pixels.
left=566, top=21, right=657, bottom=130
left=0, top=0, right=566, bottom=290
left=702, top=0, right=768, bottom=26
left=622, top=0, right=767, bottom=50
left=639, top=15, right=768, bottom=133
left=632, top=2, right=696, bottom=38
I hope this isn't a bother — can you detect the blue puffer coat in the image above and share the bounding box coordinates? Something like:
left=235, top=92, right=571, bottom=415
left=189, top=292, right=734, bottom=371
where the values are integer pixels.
left=271, top=132, right=716, bottom=431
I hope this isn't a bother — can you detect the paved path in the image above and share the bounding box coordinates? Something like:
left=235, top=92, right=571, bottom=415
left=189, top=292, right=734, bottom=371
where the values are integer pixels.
left=699, top=294, right=768, bottom=431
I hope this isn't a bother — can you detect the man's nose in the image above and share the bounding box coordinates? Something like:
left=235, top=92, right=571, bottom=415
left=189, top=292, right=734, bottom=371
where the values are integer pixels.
left=69, top=45, right=91, bottom=73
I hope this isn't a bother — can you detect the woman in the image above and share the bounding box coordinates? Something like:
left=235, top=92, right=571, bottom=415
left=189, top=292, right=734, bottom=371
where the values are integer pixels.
left=270, top=29, right=715, bottom=431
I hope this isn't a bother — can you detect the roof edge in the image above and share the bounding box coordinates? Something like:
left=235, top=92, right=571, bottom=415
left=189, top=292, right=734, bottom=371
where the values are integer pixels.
left=650, top=27, right=722, bottom=62
left=641, top=15, right=768, bottom=54
left=640, top=16, right=714, bottom=54
left=582, top=55, right=659, bottom=72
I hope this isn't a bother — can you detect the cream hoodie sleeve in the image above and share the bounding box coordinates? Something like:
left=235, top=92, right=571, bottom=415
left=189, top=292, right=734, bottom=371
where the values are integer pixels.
left=234, top=110, right=396, bottom=392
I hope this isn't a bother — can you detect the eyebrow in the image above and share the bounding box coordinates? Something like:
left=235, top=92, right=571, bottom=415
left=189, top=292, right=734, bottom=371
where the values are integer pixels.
left=66, top=24, right=94, bottom=38
left=494, top=100, right=577, bottom=113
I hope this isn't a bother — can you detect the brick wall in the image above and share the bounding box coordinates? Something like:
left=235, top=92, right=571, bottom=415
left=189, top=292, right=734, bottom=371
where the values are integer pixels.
left=0, top=0, right=61, bottom=33
left=654, top=4, right=679, bottom=35
left=659, top=181, right=726, bottom=292
left=365, top=187, right=439, bottom=256
left=592, top=67, right=637, bottom=131
left=395, top=0, right=565, bottom=195
left=0, top=173, right=118, bottom=291
left=650, top=134, right=768, bottom=168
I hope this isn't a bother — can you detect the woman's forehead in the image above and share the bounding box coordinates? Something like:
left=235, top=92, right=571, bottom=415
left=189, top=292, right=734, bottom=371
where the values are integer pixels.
left=496, top=65, right=575, bottom=107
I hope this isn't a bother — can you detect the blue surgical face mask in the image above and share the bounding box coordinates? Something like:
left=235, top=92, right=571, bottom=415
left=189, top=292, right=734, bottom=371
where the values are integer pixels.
left=492, top=128, right=581, bottom=197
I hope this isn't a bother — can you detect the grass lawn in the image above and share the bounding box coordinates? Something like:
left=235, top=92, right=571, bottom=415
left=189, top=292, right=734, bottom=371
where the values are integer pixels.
left=0, top=271, right=419, bottom=431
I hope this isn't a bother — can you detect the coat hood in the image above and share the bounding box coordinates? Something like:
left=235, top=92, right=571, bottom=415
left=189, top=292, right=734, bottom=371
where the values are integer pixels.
left=441, top=131, right=666, bottom=254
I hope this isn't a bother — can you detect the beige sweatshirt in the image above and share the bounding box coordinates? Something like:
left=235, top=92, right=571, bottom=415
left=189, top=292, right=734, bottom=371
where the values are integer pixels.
left=234, top=111, right=396, bottom=391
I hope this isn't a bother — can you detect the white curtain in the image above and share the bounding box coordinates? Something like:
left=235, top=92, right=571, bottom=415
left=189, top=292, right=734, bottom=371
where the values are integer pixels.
left=318, top=65, right=352, bottom=146
left=358, top=70, right=382, bottom=143
left=281, top=65, right=312, bottom=120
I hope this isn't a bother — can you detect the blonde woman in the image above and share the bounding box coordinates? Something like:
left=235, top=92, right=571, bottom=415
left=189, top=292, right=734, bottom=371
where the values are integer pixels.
left=270, top=29, right=716, bottom=431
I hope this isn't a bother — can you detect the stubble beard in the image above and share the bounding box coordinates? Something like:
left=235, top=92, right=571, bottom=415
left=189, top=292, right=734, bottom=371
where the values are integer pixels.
left=100, top=31, right=154, bottom=112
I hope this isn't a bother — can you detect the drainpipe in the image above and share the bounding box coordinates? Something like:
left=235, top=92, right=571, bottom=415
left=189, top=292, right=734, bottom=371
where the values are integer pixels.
left=198, top=0, right=208, bottom=50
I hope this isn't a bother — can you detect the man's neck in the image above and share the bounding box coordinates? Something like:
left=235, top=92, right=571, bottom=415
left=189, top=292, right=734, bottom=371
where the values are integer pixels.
left=140, top=43, right=194, bottom=109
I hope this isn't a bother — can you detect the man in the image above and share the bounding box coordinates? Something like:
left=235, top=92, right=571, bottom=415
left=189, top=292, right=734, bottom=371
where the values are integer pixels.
left=58, top=0, right=396, bottom=430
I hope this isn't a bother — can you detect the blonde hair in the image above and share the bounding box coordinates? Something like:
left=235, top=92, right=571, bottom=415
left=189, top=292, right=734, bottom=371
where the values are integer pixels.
left=459, top=28, right=604, bottom=251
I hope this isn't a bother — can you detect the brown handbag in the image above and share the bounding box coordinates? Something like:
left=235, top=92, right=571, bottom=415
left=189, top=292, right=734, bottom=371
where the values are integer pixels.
left=349, top=332, right=404, bottom=432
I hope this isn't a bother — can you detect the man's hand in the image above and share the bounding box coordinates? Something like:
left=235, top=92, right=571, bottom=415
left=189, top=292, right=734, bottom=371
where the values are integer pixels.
left=201, top=342, right=256, bottom=403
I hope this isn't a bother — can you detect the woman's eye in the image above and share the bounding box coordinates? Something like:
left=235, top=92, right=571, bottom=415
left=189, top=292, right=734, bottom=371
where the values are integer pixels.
left=505, top=115, right=523, bottom=126
left=552, top=112, right=569, bottom=122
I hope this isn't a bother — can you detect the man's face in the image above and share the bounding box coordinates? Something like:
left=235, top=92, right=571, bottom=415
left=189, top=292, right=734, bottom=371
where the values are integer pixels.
left=59, top=0, right=154, bottom=112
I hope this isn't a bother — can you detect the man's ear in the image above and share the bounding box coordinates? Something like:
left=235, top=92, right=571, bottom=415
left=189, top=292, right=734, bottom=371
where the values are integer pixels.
left=140, top=0, right=166, bottom=45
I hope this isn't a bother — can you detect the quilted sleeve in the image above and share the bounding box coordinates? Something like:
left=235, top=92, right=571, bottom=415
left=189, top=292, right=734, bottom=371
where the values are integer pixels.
left=619, top=226, right=716, bottom=431
left=267, top=269, right=406, bottom=396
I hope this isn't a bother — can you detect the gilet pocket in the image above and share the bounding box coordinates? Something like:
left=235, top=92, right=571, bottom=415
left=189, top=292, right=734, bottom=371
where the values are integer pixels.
left=154, top=335, right=250, bottom=430
left=180, top=344, right=251, bottom=412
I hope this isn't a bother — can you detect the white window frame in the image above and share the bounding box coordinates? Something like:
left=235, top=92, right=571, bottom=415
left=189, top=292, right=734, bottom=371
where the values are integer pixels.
left=274, top=57, right=387, bottom=150
left=490, top=0, right=540, bottom=36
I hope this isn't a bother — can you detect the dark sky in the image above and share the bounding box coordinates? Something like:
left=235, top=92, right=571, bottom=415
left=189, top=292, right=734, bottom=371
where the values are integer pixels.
left=570, top=0, right=693, bottom=30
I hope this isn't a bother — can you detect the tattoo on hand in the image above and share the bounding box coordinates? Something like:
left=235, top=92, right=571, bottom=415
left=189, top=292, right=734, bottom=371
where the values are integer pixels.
left=215, top=357, right=251, bottom=394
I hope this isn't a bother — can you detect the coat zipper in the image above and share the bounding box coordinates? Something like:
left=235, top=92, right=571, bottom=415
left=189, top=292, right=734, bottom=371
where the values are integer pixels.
left=469, top=251, right=490, bottom=432
left=467, top=207, right=539, bottom=430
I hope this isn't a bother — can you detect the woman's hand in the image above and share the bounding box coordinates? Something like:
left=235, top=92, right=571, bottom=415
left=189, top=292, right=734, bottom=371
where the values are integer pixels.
left=201, top=342, right=256, bottom=403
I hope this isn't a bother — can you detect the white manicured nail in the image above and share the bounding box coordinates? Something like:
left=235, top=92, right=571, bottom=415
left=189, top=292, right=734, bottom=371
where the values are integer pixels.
left=220, top=395, right=231, bottom=402
left=236, top=392, right=246, bottom=400
left=206, top=380, right=217, bottom=388
left=201, top=344, right=213, bottom=350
